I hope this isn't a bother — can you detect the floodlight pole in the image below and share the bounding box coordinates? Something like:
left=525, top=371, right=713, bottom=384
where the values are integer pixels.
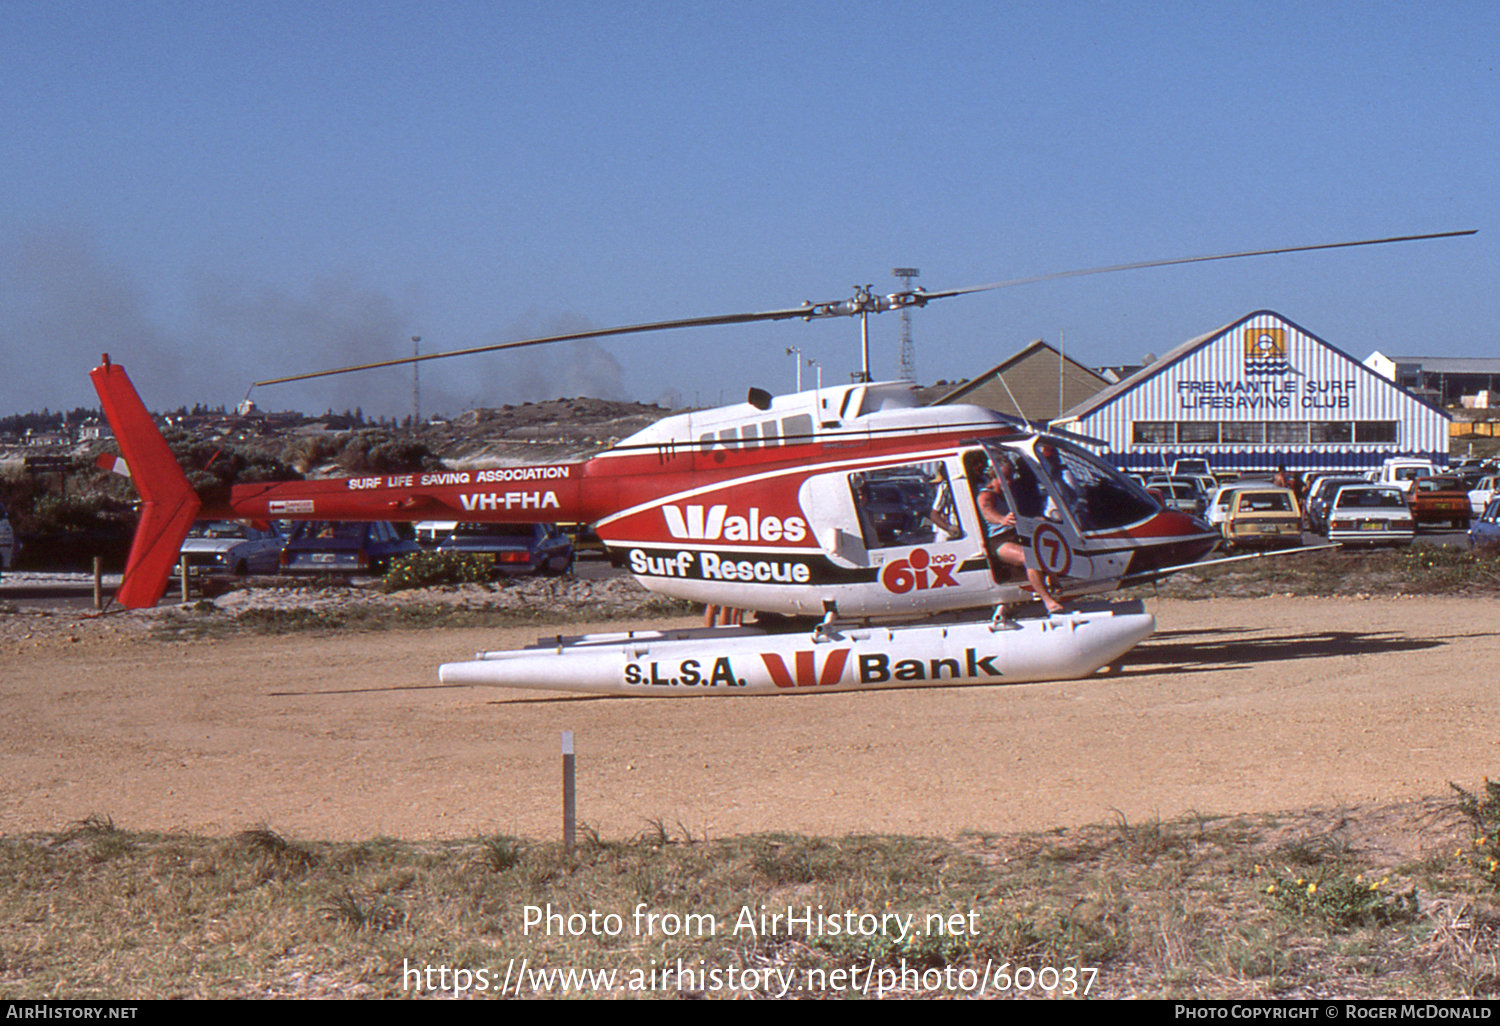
left=411, top=336, right=421, bottom=433
left=893, top=268, right=919, bottom=381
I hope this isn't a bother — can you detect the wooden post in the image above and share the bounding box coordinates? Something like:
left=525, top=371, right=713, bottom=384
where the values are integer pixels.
left=179, top=556, right=189, bottom=603
left=93, top=557, right=103, bottom=610
left=561, top=731, right=576, bottom=850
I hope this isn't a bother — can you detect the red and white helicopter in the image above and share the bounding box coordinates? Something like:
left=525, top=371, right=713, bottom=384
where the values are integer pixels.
left=90, top=230, right=1472, bottom=697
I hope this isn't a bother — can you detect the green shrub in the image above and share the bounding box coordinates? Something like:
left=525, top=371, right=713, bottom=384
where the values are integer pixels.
left=382, top=551, right=493, bottom=592
left=1259, top=864, right=1418, bottom=929
left=1451, top=778, right=1500, bottom=890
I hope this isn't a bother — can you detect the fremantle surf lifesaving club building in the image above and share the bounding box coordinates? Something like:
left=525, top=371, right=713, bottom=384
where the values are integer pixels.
left=1051, top=310, right=1450, bottom=475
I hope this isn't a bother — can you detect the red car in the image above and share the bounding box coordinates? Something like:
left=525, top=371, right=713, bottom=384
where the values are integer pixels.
left=1408, top=476, right=1471, bottom=530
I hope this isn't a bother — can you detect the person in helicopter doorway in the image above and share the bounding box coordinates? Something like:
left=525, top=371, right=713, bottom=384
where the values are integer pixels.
left=973, top=455, right=1066, bottom=615
left=1035, top=441, right=1092, bottom=530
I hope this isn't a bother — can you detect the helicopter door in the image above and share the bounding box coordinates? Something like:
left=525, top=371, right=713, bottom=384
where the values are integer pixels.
left=841, top=460, right=983, bottom=600
left=990, top=449, right=1101, bottom=590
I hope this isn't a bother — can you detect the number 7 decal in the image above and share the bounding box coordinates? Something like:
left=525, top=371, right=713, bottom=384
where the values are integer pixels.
left=1031, top=523, right=1072, bottom=577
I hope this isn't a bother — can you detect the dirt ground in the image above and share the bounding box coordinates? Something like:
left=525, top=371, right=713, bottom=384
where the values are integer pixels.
left=3, top=595, right=1498, bottom=845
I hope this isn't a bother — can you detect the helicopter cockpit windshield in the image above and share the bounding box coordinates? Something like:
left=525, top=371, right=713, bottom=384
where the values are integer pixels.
left=979, top=437, right=1161, bottom=534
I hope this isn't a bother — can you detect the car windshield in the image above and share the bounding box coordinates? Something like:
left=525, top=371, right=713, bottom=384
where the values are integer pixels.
left=1237, top=492, right=1294, bottom=512
left=294, top=521, right=367, bottom=541
left=188, top=521, right=249, bottom=539
left=1338, top=490, right=1404, bottom=509
left=452, top=523, right=537, bottom=538
left=1315, top=479, right=1364, bottom=500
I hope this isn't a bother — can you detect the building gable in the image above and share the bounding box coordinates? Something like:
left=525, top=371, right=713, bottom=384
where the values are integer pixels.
left=1056, top=311, right=1450, bottom=473
left=931, top=340, right=1108, bottom=422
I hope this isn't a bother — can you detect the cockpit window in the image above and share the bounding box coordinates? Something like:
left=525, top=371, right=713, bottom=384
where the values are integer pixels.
left=983, top=439, right=1160, bottom=532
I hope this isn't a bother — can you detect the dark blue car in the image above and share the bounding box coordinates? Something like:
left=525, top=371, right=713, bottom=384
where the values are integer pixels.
left=1470, top=498, right=1500, bottom=549
left=437, top=522, right=574, bottom=576
left=279, top=521, right=420, bottom=576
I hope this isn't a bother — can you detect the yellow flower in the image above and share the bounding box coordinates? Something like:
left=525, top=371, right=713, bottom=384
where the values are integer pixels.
left=1307, top=883, right=1317, bottom=895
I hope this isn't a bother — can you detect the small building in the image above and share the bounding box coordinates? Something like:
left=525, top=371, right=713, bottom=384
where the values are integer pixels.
left=1052, top=311, right=1451, bottom=475
left=1364, top=353, right=1500, bottom=408
left=927, top=339, right=1110, bottom=424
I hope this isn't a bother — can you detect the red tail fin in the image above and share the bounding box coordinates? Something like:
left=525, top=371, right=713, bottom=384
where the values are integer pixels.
left=90, top=357, right=200, bottom=608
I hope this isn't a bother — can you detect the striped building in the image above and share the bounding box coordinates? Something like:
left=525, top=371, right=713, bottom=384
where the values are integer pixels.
left=1052, top=311, right=1451, bottom=475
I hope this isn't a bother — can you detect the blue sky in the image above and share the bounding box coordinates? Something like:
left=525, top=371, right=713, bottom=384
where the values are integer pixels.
left=3, top=0, right=1494, bottom=418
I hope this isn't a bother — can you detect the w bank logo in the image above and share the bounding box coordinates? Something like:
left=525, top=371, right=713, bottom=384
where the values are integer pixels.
left=760, top=649, right=850, bottom=689
left=1242, top=327, right=1292, bottom=375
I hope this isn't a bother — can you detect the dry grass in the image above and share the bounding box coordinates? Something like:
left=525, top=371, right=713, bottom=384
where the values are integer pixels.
left=2, top=795, right=1497, bottom=999
left=1136, top=545, right=1500, bottom=601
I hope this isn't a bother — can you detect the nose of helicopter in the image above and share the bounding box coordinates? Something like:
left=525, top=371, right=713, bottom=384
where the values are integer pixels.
left=1143, top=507, right=1220, bottom=567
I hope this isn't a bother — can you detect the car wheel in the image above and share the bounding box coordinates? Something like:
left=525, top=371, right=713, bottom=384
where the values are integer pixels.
left=233, top=560, right=249, bottom=577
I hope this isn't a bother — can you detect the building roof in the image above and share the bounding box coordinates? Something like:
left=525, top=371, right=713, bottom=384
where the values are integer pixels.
left=928, top=339, right=1109, bottom=422
left=1056, top=321, right=1225, bottom=421
left=1057, top=310, right=1450, bottom=423
left=1376, top=356, right=1500, bottom=375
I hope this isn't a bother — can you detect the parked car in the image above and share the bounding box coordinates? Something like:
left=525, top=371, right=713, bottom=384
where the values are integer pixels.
left=436, top=522, right=574, bottom=576
left=414, top=520, right=457, bottom=548
left=1325, top=485, right=1414, bottom=547
left=562, top=522, right=607, bottom=558
left=1374, top=458, right=1440, bottom=494
left=1144, top=478, right=1206, bottom=518
left=279, top=521, right=420, bottom=575
left=1205, top=484, right=1243, bottom=532
left=1171, top=458, right=1213, bottom=478
left=176, top=520, right=284, bottom=577
left=1470, top=497, right=1500, bottom=549
left=1468, top=475, right=1500, bottom=517
left=1302, top=475, right=1371, bottom=535
left=1407, top=475, right=1471, bottom=530
left=1221, top=487, right=1303, bottom=552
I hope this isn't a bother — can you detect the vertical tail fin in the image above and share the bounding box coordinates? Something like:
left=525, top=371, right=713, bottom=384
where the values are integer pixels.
left=89, top=356, right=200, bottom=608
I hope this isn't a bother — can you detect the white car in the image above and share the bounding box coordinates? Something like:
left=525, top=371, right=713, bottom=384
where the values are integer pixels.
left=415, top=520, right=457, bottom=548
left=1326, top=485, right=1414, bottom=547
left=1468, top=475, right=1500, bottom=517
left=1206, top=484, right=1244, bottom=530
left=177, top=520, right=284, bottom=577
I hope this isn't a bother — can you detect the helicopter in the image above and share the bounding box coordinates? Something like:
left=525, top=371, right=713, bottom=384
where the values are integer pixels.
left=88, top=229, right=1473, bottom=696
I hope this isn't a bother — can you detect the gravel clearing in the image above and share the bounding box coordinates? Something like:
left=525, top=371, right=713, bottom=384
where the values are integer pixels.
left=4, top=591, right=1499, bottom=843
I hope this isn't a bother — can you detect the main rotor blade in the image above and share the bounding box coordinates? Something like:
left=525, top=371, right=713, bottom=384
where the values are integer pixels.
left=920, top=229, right=1477, bottom=301
left=251, top=228, right=1475, bottom=388
left=251, top=305, right=826, bottom=387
